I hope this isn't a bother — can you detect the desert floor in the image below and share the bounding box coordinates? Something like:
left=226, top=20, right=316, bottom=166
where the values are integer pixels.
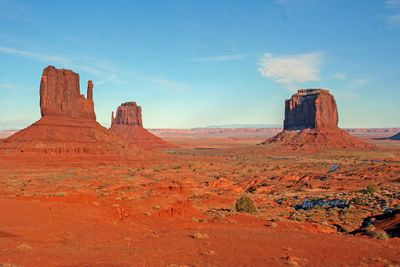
left=0, top=134, right=399, bottom=266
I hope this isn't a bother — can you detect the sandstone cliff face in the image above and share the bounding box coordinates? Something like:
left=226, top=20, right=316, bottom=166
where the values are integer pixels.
left=40, top=66, right=95, bottom=120
left=110, top=102, right=175, bottom=149
left=0, top=66, right=156, bottom=166
left=265, top=88, right=373, bottom=150
left=284, top=89, right=338, bottom=130
left=111, top=102, right=143, bottom=127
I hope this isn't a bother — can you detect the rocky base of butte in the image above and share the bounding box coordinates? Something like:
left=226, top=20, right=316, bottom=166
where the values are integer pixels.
left=264, top=89, right=373, bottom=149
left=110, top=102, right=175, bottom=149
left=0, top=66, right=153, bottom=167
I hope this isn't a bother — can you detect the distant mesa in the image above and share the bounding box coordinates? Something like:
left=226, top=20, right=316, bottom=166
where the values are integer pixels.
left=0, top=66, right=153, bottom=166
left=110, top=101, right=175, bottom=149
left=263, top=89, right=373, bottom=149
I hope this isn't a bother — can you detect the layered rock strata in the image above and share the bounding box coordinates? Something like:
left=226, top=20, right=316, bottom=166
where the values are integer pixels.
left=0, top=66, right=153, bottom=166
left=264, top=89, right=373, bottom=149
left=110, top=102, right=175, bottom=149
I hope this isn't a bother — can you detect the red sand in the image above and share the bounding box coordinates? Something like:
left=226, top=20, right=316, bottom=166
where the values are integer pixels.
left=0, top=135, right=399, bottom=266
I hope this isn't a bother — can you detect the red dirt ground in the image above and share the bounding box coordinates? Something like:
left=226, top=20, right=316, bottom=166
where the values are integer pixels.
left=0, top=132, right=399, bottom=266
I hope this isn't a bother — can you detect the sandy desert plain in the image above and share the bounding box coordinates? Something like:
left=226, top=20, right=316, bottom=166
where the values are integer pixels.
left=0, top=67, right=399, bottom=267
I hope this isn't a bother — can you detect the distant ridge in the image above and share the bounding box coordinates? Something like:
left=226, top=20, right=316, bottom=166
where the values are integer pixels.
left=196, top=124, right=282, bottom=129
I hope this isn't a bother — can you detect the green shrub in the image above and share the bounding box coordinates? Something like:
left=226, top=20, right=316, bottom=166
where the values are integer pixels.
left=365, top=184, right=378, bottom=194
left=235, top=196, right=256, bottom=213
left=353, top=196, right=363, bottom=205
left=370, top=230, right=389, bottom=241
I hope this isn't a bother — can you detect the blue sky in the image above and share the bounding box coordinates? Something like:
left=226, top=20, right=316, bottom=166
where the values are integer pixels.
left=0, top=0, right=399, bottom=129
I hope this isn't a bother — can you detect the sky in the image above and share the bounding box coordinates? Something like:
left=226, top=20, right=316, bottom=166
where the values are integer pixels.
left=0, top=0, right=399, bottom=129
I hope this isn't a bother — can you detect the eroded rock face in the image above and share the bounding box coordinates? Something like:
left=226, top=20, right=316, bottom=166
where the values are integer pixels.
left=264, top=88, right=373, bottom=150
left=40, top=66, right=95, bottom=120
left=284, top=89, right=338, bottom=130
left=111, top=102, right=143, bottom=127
left=110, top=102, right=175, bottom=149
left=0, top=66, right=157, bottom=166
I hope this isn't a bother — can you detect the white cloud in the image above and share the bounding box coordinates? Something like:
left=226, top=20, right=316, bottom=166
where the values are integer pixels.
left=192, top=54, right=245, bottom=62
left=348, top=78, right=369, bottom=88
left=258, top=52, right=323, bottom=89
left=0, top=46, right=103, bottom=76
left=334, top=73, right=347, bottom=80
left=0, top=83, right=16, bottom=89
left=94, top=73, right=120, bottom=86
left=147, top=77, right=189, bottom=91
left=0, top=45, right=190, bottom=92
left=0, top=0, right=31, bottom=21
left=0, top=46, right=66, bottom=63
left=383, top=0, right=400, bottom=28
left=331, top=89, right=359, bottom=100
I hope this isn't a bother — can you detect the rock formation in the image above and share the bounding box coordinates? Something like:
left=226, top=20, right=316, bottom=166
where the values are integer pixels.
left=284, top=89, right=338, bottom=130
left=111, top=102, right=143, bottom=127
left=109, top=102, right=175, bottom=149
left=264, top=89, right=373, bottom=149
left=352, top=209, right=400, bottom=238
left=0, top=66, right=155, bottom=166
left=40, top=66, right=95, bottom=120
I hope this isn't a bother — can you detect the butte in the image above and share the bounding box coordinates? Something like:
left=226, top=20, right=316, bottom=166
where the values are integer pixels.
left=109, top=102, right=175, bottom=149
left=0, top=66, right=154, bottom=167
left=263, top=89, right=373, bottom=150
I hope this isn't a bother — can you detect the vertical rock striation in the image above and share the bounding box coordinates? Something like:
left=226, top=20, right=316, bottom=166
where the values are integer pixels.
left=40, top=66, right=95, bottom=120
left=0, top=66, right=153, bottom=166
left=111, top=102, right=143, bottom=127
left=284, top=89, right=338, bottom=130
left=110, top=102, right=175, bottom=149
left=264, top=89, right=373, bottom=150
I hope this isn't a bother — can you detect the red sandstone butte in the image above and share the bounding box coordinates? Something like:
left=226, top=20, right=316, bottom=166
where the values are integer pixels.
left=264, top=89, right=373, bottom=149
left=40, top=66, right=95, bottom=120
left=110, top=102, right=175, bottom=149
left=284, top=89, right=338, bottom=130
left=0, top=66, right=153, bottom=167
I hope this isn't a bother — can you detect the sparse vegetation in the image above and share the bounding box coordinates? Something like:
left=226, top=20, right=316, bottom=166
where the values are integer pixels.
left=235, top=196, right=256, bottom=213
left=191, top=232, right=209, bottom=239
left=370, top=230, right=389, bottom=241
left=365, top=184, right=378, bottom=194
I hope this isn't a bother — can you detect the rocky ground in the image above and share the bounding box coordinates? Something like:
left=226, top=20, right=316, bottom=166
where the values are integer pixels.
left=0, top=136, right=399, bottom=266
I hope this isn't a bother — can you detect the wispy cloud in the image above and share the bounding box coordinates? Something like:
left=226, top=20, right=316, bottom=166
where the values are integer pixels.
left=0, top=83, right=36, bottom=91
left=0, top=46, right=103, bottom=76
left=192, top=54, right=245, bottom=62
left=94, top=73, right=122, bottom=86
left=334, top=73, right=347, bottom=80
left=348, top=78, right=369, bottom=88
left=0, top=119, right=32, bottom=130
left=0, top=0, right=31, bottom=21
left=258, top=52, right=323, bottom=90
left=382, top=0, right=400, bottom=28
left=146, top=77, right=189, bottom=91
left=0, top=45, right=191, bottom=92
left=0, top=83, right=16, bottom=89
left=331, top=89, right=360, bottom=100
